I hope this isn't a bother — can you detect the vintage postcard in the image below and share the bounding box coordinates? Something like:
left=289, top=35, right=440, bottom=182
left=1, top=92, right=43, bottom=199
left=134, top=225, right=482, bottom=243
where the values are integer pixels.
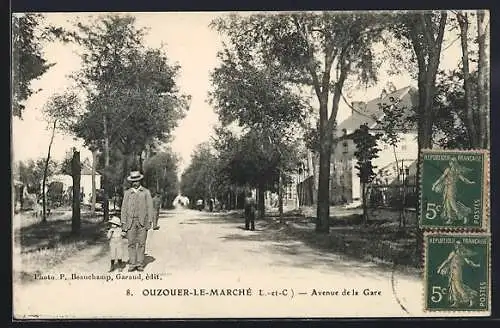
left=11, top=10, right=491, bottom=319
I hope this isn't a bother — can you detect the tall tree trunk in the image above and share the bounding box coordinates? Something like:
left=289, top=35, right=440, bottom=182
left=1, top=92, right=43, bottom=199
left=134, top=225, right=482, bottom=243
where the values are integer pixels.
left=414, top=149, right=424, bottom=262
left=103, top=117, right=110, bottom=167
left=362, top=182, right=367, bottom=224
left=457, top=12, right=478, bottom=148
left=130, top=151, right=137, bottom=170
left=418, top=86, right=429, bottom=149
left=122, top=154, right=129, bottom=189
left=41, top=120, right=57, bottom=223
left=71, top=150, right=81, bottom=235
left=102, top=116, right=110, bottom=221
left=402, top=168, right=407, bottom=229
left=477, top=10, right=490, bottom=149
left=410, top=12, right=447, bottom=259
left=234, top=189, right=238, bottom=209
left=316, top=141, right=332, bottom=233
left=90, top=149, right=98, bottom=214
left=418, top=79, right=438, bottom=149
left=411, top=12, right=448, bottom=149
left=19, top=185, right=24, bottom=210
left=139, top=152, right=144, bottom=173
left=316, top=93, right=334, bottom=234
left=314, top=43, right=346, bottom=233
left=414, top=75, right=435, bottom=261
left=316, top=94, right=329, bottom=233
left=278, top=171, right=284, bottom=223
left=258, top=185, right=265, bottom=219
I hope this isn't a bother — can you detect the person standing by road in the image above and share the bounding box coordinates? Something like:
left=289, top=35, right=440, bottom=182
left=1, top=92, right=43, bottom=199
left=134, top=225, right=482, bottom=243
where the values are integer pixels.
left=120, top=171, right=154, bottom=272
left=152, top=192, right=162, bottom=230
left=244, top=191, right=256, bottom=231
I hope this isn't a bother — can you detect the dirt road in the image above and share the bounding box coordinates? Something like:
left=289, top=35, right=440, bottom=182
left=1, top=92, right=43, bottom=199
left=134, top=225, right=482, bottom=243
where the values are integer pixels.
left=13, top=207, right=462, bottom=318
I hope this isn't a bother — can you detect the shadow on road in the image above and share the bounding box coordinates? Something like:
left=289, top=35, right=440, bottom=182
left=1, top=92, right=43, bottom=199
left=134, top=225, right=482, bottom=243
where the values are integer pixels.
left=186, top=215, right=245, bottom=225
left=199, top=213, right=419, bottom=276
left=219, top=224, right=393, bottom=276
left=267, top=242, right=388, bottom=277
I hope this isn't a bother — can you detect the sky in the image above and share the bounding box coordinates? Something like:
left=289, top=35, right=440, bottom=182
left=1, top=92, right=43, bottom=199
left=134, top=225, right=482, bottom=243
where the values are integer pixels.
left=11, top=12, right=465, bottom=175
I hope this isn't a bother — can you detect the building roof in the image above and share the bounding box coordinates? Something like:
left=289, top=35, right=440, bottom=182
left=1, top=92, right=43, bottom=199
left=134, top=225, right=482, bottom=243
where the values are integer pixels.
left=337, top=86, right=417, bottom=134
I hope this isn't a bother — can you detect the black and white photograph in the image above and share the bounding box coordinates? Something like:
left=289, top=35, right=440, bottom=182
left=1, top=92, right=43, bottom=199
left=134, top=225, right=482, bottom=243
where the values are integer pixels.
left=11, top=10, right=491, bottom=318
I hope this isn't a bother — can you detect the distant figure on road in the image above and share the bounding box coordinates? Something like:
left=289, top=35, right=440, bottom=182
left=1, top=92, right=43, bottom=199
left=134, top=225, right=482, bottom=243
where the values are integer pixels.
left=152, top=192, right=162, bottom=230
left=121, top=171, right=154, bottom=272
left=244, top=191, right=256, bottom=231
left=209, top=198, right=214, bottom=212
left=196, top=199, right=203, bottom=211
left=106, top=216, right=125, bottom=272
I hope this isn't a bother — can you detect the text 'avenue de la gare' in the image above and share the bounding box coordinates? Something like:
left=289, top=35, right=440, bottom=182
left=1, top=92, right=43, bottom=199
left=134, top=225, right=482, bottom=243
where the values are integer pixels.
left=140, top=288, right=383, bottom=297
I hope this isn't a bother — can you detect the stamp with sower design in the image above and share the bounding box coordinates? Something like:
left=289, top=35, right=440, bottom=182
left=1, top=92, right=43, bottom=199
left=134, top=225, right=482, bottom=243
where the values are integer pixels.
left=424, top=233, right=490, bottom=312
left=419, top=149, right=489, bottom=230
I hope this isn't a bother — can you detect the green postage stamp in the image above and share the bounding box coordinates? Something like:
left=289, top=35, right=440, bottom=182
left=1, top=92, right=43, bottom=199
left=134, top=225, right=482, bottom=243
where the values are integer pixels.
left=420, top=149, right=489, bottom=230
left=424, top=233, right=490, bottom=312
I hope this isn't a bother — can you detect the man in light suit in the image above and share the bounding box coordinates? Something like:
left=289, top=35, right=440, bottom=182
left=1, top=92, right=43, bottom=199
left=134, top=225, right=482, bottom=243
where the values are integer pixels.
left=121, top=171, right=154, bottom=272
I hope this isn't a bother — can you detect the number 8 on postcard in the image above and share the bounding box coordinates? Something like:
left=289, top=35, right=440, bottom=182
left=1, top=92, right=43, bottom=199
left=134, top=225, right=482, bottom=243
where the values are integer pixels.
left=419, top=150, right=489, bottom=230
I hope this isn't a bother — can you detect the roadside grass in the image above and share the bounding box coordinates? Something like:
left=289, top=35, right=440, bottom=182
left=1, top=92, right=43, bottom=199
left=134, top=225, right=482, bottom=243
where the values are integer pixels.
left=260, top=207, right=420, bottom=270
left=13, top=211, right=108, bottom=283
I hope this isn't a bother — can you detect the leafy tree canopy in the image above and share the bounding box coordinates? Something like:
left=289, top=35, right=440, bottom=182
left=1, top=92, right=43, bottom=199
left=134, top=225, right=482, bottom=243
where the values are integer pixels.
left=12, top=14, right=55, bottom=118
left=68, top=14, right=190, bottom=157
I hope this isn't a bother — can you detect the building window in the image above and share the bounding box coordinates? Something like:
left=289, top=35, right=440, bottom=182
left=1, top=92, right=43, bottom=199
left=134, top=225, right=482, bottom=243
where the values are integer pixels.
left=401, top=143, right=407, bottom=151
left=342, top=141, right=348, bottom=154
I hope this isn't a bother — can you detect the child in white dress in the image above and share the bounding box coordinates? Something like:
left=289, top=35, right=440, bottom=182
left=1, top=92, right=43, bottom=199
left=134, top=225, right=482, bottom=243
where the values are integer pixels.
left=107, top=216, right=125, bottom=272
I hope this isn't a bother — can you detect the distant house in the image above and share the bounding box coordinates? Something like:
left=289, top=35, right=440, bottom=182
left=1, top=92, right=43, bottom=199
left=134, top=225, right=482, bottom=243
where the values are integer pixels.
left=295, top=84, right=419, bottom=206
left=46, top=174, right=73, bottom=191
left=46, top=160, right=101, bottom=205
left=331, top=85, right=419, bottom=204
left=263, top=175, right=300, bottom=210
